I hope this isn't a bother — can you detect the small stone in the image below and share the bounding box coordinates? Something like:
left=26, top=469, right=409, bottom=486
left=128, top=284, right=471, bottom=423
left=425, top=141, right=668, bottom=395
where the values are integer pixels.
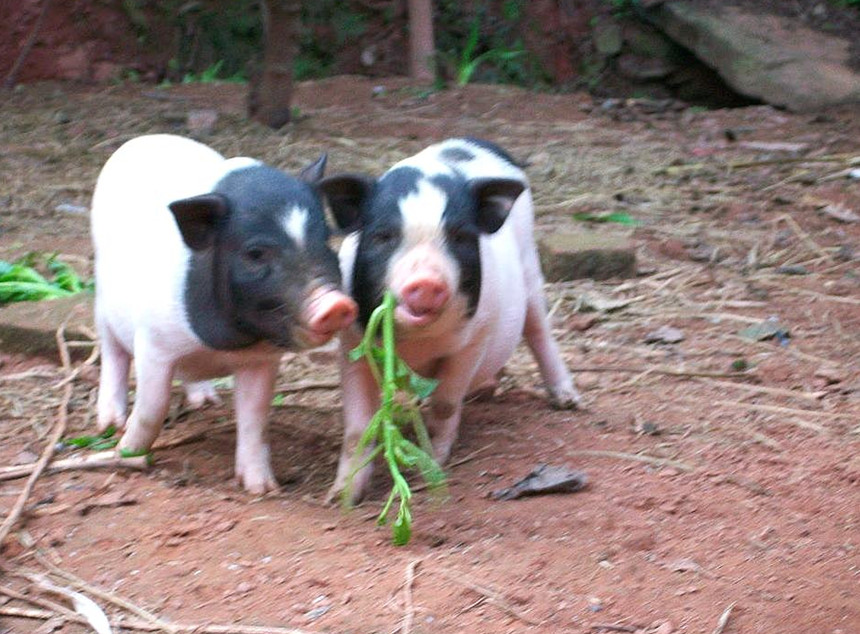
left=654, top=620, right=675, bottom=634
left=55, top=203, right=89, bottom=215
left=644, top=325, right=684, bottom=344
left=187, top=109, right=218, bottom=135
left=814, top=366, right=845, bottom=385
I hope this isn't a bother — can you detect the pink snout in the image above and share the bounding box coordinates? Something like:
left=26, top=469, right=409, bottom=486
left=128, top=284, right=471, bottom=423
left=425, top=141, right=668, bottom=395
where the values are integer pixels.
left=400, top=275, right=450, bottom=317
left=304, top=287, right=358, bottom=344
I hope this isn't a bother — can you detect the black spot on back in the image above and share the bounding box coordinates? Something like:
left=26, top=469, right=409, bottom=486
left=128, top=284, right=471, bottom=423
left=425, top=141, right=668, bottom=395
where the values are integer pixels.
left=456, top=137, right=523, bottom=168
left=440, top=146, right=476, bottom=163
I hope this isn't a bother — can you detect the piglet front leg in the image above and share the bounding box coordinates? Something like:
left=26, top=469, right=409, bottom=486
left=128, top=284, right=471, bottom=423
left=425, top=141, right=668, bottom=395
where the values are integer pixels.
left=233, top=359, right=280, bottom=495
left=327, top=343, right=381, bottom=505
left=117, top=339, right=174, bottom=452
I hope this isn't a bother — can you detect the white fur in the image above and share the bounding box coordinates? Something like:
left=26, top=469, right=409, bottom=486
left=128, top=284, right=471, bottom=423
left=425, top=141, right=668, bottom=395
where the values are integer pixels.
left=92, top=134, right=282, bottom=494
left=283, top=206, right=308, bottom=247
left=331, top=139, right=580, bottom=502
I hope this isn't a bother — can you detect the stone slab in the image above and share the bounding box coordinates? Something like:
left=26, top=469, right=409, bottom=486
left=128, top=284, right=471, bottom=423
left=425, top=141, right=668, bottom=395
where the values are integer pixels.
left=0, top=294, right=94, bottom=360
left=539, top=231, right=637, bottom=281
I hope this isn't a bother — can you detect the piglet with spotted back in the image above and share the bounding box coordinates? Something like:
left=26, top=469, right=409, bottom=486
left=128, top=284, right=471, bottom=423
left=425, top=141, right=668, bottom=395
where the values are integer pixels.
left=91, top=134, right=357, bottom=494
left=319, top=138, right=580, bottom=503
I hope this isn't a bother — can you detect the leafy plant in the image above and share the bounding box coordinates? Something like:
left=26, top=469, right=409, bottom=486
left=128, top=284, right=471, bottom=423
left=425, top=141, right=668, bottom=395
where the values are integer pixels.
left=0, top=254, right=92, bottom=304
left=344, top=291, right=446, bottom=546
left=454, top=17, right=525, bottom=86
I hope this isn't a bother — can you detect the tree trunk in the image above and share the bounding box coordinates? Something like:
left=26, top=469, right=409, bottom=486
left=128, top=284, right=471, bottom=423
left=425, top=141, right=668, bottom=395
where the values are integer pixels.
left=407, top=0, right=435, bottom=82
left=249, top=0, right=300, bottom=129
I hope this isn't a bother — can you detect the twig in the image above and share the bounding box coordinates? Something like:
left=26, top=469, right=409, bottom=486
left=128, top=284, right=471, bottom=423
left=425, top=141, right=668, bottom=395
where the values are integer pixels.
left=0, top=382, right=71, bottom=548
left=437, top=569, right=541, bottom=626
left=0, top=602, right=322, bottom=634
left=278, top=380, right=340, bottom=393
left=777, top=213, right=832, bottom=262
left=569, top=365, right=751, bottom=379
left=696, top=378, right=826, bottom=404
left=400, top=559, right=421, bottom=634
left=0, top=368, right=59, bottom=383
left=715, top=399, right=855, bottom=424
left=590, top=625, right=638, bottom=633
left=0, top=583, right=80, bottom=621
left=567, top=449, right=693, bottom=472
left=0, top=451, right=150, bottom=482
left=713, top=602, right=735, bottom=634
left=792, top=288, right=860, bottom=305
left=3, top=0, right=52, bottom=89
left=26, top=554, right=173, bottom=631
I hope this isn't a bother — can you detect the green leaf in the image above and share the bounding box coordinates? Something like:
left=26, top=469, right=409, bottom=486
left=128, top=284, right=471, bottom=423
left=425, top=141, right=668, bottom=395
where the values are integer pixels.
left=119, top=448, right=151, bottom=459
left=572, top=211, right=638, bottom=225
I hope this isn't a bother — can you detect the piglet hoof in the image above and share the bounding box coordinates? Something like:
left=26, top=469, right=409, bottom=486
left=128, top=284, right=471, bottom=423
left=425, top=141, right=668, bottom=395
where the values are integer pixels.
left=548, top=385, right=583, bottom=410
left=236, top=462, right=279, bottom=496
left=97, top=411, right=126, bottom=434
left=325, top=466, right=372, bottom=507
left=183, top=381, right=222, bottom=410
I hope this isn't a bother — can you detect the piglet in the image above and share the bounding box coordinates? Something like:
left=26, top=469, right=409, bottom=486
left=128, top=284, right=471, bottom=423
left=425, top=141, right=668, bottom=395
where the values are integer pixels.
left=319, top=137, right=580, bottom=502
left=91, top=134, right=357, bottom=494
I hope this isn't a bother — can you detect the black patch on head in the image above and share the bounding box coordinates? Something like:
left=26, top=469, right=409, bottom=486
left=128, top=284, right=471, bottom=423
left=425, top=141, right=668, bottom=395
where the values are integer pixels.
left=181, top=164, right=341, bottom=350
left=439, top=146, right=475, bottom=163
left=349, top=167, right=425, bottom=325
left=456, top=137, right=523, bottom=167
left=429, top=173, right=485, bottom=317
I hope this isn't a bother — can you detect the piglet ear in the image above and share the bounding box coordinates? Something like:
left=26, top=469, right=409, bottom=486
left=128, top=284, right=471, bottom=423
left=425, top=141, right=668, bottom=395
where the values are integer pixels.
left=168, top=193, right=230, bottom=251
left=298, top=153, right=327, bottom=184
left=470, top=178, right=525, bottom=234
left=317, top=174, right=375, bottom=233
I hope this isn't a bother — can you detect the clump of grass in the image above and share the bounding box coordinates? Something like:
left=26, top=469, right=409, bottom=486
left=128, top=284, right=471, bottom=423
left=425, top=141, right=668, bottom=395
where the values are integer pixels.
left=345, top=291, right=447, bottom=545
left=0, top=253, right=91, bottom=304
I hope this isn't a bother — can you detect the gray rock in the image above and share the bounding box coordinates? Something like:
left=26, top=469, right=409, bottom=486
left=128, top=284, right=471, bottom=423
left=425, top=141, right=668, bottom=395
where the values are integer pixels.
left=646, top=2, right=860, bottom=111
left=593, top=20, right=624, bottom=57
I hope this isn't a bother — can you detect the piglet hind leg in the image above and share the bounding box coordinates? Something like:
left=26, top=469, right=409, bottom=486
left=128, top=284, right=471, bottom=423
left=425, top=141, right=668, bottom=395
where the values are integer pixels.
left=183, top=380, right=222, bottom=410
left=233, top=360, right=280, bottom=495
left=95, top=323, right=131, bottom=432
left=524, top=293, right=582, bottom=410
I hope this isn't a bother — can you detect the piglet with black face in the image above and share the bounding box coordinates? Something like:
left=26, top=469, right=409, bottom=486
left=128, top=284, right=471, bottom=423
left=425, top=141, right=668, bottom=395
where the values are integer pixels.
left=320, top=137, right=580, bottom=502
left=91, top=134, right=357, bottom=494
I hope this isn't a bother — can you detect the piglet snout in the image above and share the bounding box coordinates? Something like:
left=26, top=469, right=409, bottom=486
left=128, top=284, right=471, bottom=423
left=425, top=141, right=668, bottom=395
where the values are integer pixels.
left=400, top=275, right=450, bottom=320
left=303, top=287, right=358, bottom=344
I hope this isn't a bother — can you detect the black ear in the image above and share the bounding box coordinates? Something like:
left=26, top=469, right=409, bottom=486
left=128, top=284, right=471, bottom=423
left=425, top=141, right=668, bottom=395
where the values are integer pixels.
left=470, top=178, right=525, bottom=234
left=298, top=153, right=327, bottom=184
left=317, top=174, right=375, bottom=233
left=168, top=193, right=230, bottom=251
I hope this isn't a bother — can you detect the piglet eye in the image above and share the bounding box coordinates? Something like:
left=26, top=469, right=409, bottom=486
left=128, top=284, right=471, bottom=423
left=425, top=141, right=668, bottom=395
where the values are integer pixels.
left=370, top=229, right=397, bottom=246
left=243, top=246, right=268, bottom=264
left=448, top=226, right=474, bottom=245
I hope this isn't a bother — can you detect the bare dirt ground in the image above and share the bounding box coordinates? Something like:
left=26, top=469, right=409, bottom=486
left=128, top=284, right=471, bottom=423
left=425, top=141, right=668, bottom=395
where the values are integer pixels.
left=0, top=77, right=859, bottom=634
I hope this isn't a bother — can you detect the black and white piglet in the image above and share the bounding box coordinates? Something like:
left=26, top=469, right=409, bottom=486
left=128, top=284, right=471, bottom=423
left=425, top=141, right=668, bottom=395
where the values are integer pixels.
left=319, top=137, right=580, bottom=501
left=91, top=134, right=357, bottom=494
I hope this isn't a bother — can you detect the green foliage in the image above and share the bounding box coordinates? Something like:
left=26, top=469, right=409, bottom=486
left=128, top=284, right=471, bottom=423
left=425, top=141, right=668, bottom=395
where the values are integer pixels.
left=62, top=426, right=119, bottom=452
left=296, top=2, right=369, bottom=80
left=0, top=254, right=92, bottom=304
left=453, top=17, right=526, bottom=86
left=606, top=0, right=636, bottom=17
left=345, top=291, right=446, bottom=546
left=436, top=0, right=549, bottom=88
left=572, top=211, right=638, bottom=225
